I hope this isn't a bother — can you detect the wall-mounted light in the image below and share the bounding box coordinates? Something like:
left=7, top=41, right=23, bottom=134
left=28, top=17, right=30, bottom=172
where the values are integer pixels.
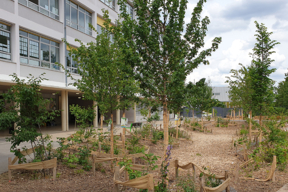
left=76, top=93, right=80, bottom=94
left=52, top=93, right=56, bottom=95
left=78, top=97, right=81, bottom=99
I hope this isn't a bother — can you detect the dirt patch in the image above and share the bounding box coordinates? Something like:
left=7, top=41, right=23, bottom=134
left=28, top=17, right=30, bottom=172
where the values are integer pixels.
left=1, top=122, right=287, bottom=191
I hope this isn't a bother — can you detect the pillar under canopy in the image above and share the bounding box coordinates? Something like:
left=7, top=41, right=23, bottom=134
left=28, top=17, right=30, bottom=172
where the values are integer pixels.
left=93, top=101, right=98, bottom=128
left=61, top=90, right=68, bottom=131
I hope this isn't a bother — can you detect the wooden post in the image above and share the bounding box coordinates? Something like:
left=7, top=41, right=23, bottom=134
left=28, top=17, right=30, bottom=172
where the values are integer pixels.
left=175, top=160, right=178, bottom=178
left=200, top=176, right=204, bottom=192
left=272, top=155, right=276, bottom=182
left=232, top=137, right=234, bottom=149
left=234, top=110, right=235, bottom=120
left=244, top=146, right=247, bottom=161
left=98, top=142, right=101, bottom=153
left=122, top=112, right=126, bottom=151
left=192, top=164, right=196, bottom=182
left=249, top=111, right=252, bottom=142
left=92, top=155, right=96, bottom=176
left=114, top=166, right=120, bottom=192
left=8, top=157, right=11, bottom=182
left=53, top=157, right=57, bottom=181
left=212, top=108, right=214, bottom=117
left=225, top=170, right=230, bottom=192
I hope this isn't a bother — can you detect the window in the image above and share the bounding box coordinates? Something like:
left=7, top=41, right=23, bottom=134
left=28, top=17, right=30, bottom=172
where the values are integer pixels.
left=19, top=0, right=59, bottom=20
left=0, top=23, right=11, bottom=60
left=66, top=0, right=92, bottom=36
left=19, top=30, right=60, bottom=70
left=120, top=3, right=133, bottom=19
left=100, top=0, right=115, bottom=10
left=213, top=93, right=220, bottom=95
left=66, top=50, right=78, bottom=74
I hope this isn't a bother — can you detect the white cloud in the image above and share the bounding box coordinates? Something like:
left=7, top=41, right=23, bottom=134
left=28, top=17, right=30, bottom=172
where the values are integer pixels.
left=185, top=0, right=288, bottom=87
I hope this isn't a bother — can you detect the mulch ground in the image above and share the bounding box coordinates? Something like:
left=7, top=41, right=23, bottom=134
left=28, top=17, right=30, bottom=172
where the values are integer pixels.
left=0, top=121, right=287, bottom=192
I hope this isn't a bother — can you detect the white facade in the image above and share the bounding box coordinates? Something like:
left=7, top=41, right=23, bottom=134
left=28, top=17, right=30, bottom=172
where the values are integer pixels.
left=212, top=87, right=230, bottom=102
left=0, top=0, right=136, bottom=133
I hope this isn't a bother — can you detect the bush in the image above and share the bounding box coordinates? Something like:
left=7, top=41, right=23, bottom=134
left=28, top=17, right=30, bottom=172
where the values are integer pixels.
left=240, top=128, right=249, bottom=135
left=177, top=175, right=197, bottom=192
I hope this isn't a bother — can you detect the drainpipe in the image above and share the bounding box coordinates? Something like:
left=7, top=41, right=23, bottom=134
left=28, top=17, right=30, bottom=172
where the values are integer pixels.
left=64, top=0, right=67, bottom=87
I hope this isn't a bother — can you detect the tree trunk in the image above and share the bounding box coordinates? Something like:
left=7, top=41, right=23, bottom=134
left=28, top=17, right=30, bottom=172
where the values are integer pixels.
left=176, top=112, right=179, bottom=139
left=148, top=108, right=151, bottom=118
left=101, top=115, right=103, bottom=133
left=249, top=111, right=252, bottom=142
left=122, top=111, right=126, bottom=153
left=163, top=100, right=169, bottom=150
left=201, top=116, right=204, bottom=130
left=110, top=113, right=114, bottom=158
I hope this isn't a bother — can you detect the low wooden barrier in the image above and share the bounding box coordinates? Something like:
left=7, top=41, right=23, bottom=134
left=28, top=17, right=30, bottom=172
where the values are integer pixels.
left=240, top=155, right=276, bottom=182
left=172, top=160, right=230, bottom=192
left=114, top=165, right=154, bottom=192
left=91, top=146, right=150, bottom=175
left=8, top=157, right=57, bottom=181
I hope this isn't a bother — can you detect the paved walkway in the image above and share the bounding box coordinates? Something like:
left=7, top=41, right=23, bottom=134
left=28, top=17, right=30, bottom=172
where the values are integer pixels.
left=277, top=184, right=288, bottom=192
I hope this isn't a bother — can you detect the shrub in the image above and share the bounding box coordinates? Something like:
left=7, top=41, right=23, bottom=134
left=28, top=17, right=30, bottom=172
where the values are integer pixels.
left=177, top=174, right=197, bottom=192
left=240, top=128, right=249, bottom=135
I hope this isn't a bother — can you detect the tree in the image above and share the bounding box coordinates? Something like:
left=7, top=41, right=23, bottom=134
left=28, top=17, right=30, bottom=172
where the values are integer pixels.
left=275, top=72, right=288, bottom=109
left=186, top=78, right=224, bottom=129
left=0, top=74, right=59, bottom=162
left=64, top=10, right=138, bottom=157
left=249, top=21, right=279, bottom=125
left=226, top=21, right=279, bottom=140
left=118, top=0, right=221, bottom=148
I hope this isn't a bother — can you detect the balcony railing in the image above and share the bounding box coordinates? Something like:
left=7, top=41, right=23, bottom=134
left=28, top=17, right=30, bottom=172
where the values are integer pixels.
left=19, top=0, right=59, bottom=20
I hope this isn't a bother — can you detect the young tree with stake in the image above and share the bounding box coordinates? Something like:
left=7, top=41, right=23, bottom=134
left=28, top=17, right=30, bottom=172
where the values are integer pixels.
left=118, top=0, right=221, bottom=148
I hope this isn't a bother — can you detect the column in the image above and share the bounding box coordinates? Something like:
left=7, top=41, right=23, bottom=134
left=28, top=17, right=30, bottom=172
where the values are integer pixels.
left=59, top=0, right=65, bottom=23
left=11, top=23, right=20, bottom=76
left=116, top=109, right=120, bottom=125
left=61, top=90, right=68, bottom=131
left=93, top=101, right=98, bottom=128
left=134, top=103, right=137, bottom=122
left=92, top=12, right=97, bottom=38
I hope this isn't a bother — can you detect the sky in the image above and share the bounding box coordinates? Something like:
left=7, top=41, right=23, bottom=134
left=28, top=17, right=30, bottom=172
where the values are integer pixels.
left=185, top=0, right=288, bottom=87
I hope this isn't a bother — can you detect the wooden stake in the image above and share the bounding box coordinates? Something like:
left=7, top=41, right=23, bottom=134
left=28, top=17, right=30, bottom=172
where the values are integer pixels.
left=92, top=155, right=96, bottom=176
left=53, top=157, right=57, bottom=181
left=249, top=111, right=252, bottom=142
left=175, top=160, right=178, bottom=178
left=114, top=166, right=120, bottom=192
left=200, top=176, right=204, bottom=192
left=225, top=170, right=230, bottom=192
left=193, top=164, right=196, bottom=182
left=8, top=157, right=11, bottom=182
left=272, top=156, right=276, bottom=182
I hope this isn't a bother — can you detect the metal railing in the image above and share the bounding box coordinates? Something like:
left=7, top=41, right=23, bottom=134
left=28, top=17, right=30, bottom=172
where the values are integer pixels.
left=18, top=0, right=59, bottom=20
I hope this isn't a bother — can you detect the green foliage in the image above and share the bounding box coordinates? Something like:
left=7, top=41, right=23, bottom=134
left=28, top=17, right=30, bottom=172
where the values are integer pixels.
left=1, top=74, right=60, bottom=162
left=226, top=21, right=278, bottom=116
left=151, top=129, right=164, bottom=144
left=240, top=129, right=249, bottom=136
left=200, top=167, right=222, bottom=188
left=260, top=120, right=288, bottom=165
left=177, top=174, right=197, bottom=192
left=118, top=0, right=221, bottom=144
left=129, top=145, right=146, bottom=154
left=275, top=73, right=288, bottom=109
left=118, top=158, right=142, bottom=180
left=186, top=79, right=224, bottom=116
left=127, top=135, right=140, bottom=147
left=70, top=104, right=95, bottom=129
left=169, top=128, right=190, bottom=139
left=74, top=169, right=84, bottom=174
